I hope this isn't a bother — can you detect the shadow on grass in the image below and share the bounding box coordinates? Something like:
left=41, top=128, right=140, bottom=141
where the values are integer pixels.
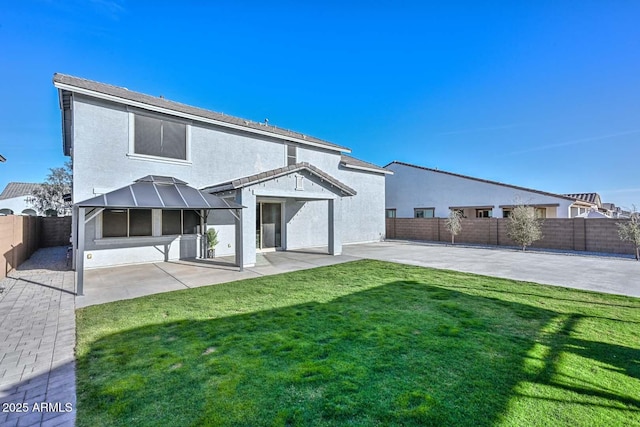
left=76, top=280, right=639, bottom=427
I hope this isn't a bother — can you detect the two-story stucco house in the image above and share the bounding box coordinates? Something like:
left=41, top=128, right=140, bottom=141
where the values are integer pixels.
left=385, top=161, right=593, bottom=219
left=54, top=74, right=389, bottom=289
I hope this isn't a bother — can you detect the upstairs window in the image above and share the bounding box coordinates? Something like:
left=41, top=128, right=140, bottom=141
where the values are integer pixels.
left=414, top=208, right=435, bottom=218
left=287, top=145, right=297, bottom=166
left=386, top=209, right=397, bottom=218
left=134, top=114, right=187, bottom=160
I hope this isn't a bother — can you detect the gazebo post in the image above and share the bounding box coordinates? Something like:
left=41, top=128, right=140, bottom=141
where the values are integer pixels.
left=76, top=206, right=85, bottom=296
left=236, top=207, right=243, bottom=271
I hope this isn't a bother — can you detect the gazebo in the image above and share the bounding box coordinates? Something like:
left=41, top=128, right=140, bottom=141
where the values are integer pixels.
left=73, top=176, right=244, bottom=295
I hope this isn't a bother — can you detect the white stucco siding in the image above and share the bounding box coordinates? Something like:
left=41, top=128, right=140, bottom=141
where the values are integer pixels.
left=72, top=96, right=290, bottom=202
left=386, top=163, right=573, bottom=218
left=285, top=200, right=329, bottom=250
left=335, top=168, right=386, bottom=243
left=189, top=124, right=286, bottom=187
left=297, top=146, right=342, bottom=172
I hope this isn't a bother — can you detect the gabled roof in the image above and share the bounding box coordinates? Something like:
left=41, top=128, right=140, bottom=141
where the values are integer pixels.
left=340, top=155, right=393, bottom=174
left=563, top=193, right=602, bottom=206
left=576, top=209, right=609, bottom=218
left=53, top=73, right=350, bottom=154
left=76, top=176, right=243, bottom=209
left=202, top=162, right=357, bottom=196
left=385, top=161, right=578, bottom=202
left=0, top=182, right=41, bottom=200
left=0, top=154, right=5, bottom=162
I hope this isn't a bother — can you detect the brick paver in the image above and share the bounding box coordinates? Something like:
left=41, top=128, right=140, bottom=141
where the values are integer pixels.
left=0, top=247, right=76, bottom=427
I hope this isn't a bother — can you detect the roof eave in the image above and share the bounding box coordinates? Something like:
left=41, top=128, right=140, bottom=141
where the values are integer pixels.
left=340, top=162, right=394, bottom=175
left=53, top=81, right=351, bottom=154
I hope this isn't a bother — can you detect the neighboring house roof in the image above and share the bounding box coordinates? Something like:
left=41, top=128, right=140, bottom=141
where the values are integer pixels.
left=0, top=182, right=41, bottom=200
left=53, top=73, right=350, bottom=154
left=385, top=161, right=579, bottom=202
left=563, top=193, right=602, bottom=207
left=0, top=154, right=5, bottom=162
left=76, top=175, right=243, bottom=209
left=203, top=162, right=357, bottom=196
left=340, top=155, right=393, bottom=174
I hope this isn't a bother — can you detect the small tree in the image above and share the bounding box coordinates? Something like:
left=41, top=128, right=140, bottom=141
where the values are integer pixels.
left=618, top=207, right=640, bottom=260
left=31, top=161, right=72, bottom=216
left=507, top=205, right=542, bottom=251
left=445, top=209, right=463, bottom=244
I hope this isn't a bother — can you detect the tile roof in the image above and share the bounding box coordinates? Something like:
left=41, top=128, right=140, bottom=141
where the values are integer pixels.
left=340, top=155, right=393, bottom=174
left=0, top=182, right=41, bottom=200
left=563, top=193, right=601, bottom=205
left=202, top=162, right=356, bottom=196
left=385, top=161, right=578, bottom=202
left=53, top=73, right=350, bottom=153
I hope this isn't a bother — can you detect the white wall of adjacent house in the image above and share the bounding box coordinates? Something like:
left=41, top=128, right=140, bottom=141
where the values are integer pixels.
left=385, top=163, right=574, bottom=219
left=0, top=196, right=38, bottom=216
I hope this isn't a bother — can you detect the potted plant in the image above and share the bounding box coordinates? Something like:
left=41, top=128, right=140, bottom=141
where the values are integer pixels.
left=206, top=227, right=219, bottom=258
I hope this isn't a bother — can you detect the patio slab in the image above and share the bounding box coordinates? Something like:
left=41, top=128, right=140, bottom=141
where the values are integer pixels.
left=77, top=240, right=640, bottom=309
left=77, top=248, right=359, bottom=308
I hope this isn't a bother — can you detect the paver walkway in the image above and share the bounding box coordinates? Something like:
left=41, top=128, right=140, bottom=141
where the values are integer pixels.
left=0, top=247, right=76, bottom=427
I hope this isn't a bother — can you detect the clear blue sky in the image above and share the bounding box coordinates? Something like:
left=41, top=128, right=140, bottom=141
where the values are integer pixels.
left=2, top=1, right=640, bottom=209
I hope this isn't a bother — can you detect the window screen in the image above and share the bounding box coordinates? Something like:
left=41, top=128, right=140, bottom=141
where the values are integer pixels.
left=287, top=145, right=297, bottom=166
left=103, top=210, right=128, bottom=237
left=183, top=210, right=199, bottom=235
left=134, top=114, right=186, bottom=160
left=129, top=209, right=152, bottom=236
left=162, top=210, right=182, bottom=235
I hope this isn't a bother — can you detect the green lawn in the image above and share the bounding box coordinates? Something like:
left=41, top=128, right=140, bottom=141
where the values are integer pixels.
left=75, top=260, right=640, bottom=426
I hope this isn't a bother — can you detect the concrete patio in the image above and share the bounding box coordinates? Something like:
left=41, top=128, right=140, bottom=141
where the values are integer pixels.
left=77, top=248, right=361, bottom=308
left=78, top=240, right=640, bottom=308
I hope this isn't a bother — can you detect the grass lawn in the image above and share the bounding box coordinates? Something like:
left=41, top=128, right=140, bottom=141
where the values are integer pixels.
left=75, top=260, right=640, bottom=426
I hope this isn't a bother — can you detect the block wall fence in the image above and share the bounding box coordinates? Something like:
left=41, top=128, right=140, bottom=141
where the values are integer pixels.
left=385, top=217, right=635, bottom=256
left=0, top=216, right=72, bottom=278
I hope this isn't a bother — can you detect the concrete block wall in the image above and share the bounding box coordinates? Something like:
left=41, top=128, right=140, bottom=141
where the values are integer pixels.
left=40, top=217, right=72, bottom=248
left=386, top=217, right=636, bottom=255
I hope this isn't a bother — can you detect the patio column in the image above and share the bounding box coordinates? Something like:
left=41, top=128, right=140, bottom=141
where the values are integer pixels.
left=236, top=188, right=254, bottom=267
left=328, top=198, right=342, bottom=256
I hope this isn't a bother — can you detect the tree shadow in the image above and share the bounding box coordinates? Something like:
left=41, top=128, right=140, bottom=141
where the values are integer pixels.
left=76, top=277, right=640, bottom=426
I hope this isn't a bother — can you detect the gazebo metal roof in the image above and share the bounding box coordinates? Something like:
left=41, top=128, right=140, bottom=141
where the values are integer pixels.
left=76, top=175, right=243, bottom=209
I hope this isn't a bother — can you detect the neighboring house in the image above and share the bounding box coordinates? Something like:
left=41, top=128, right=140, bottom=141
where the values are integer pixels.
left=601, top=203, right=631, bottom=219
left=0, top=154, right=6, bottom=162
left=54, top=74, right=390, bottom=274
left=563, top=193, right=603, bottom=217
left=384, top=161, right=593, bottom=219
left=0, top=182, right=40, bottom=215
